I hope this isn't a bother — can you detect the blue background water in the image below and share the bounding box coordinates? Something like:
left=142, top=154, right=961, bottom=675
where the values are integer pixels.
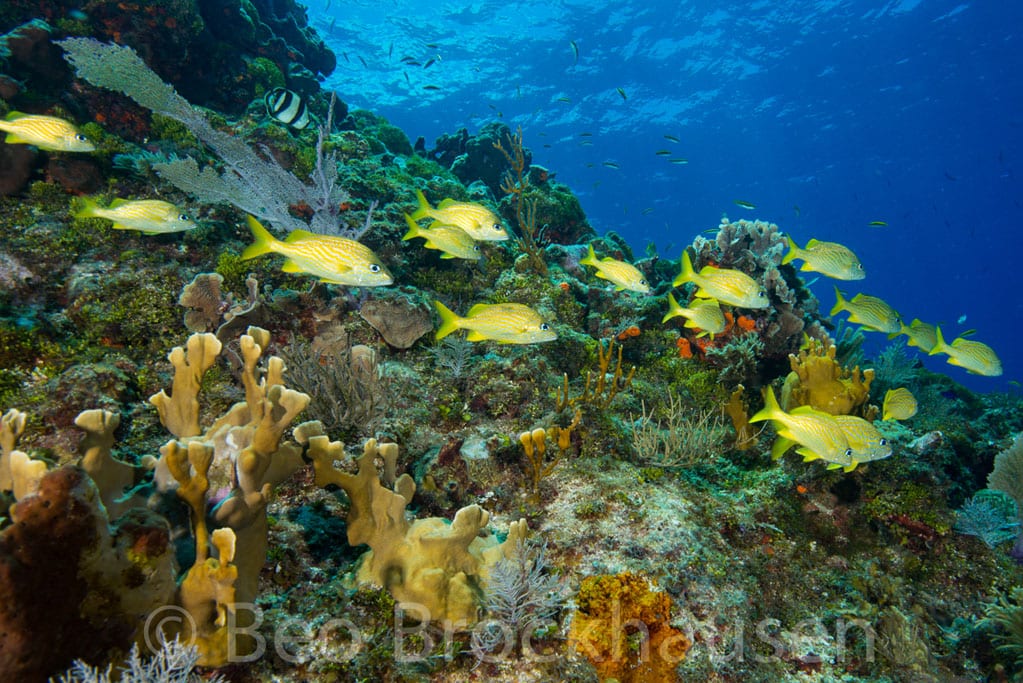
left=311, top=0, right=1021, bottom=392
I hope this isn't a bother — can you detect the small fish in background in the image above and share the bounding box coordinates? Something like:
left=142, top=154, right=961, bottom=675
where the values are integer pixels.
left=411, top=189, right=508, bottom=241
left=580, top=243, right=650, bottom=293
left=241, top=215, right=392, bottom=286
left=663, top=134, right=680, bottom=143
left=751, top=387, right=853, bottom=469
left=401, top=214, right=480, bottom=261
left=928, top=327, right=1003, bottom=376
left=830, top=287, right=901, bottom=333
left=889, top=318, right=937, bottom=352
left=957, top=313, right=968, bottom=325
left=662, top=293, right=726, bottom=338
left=733, top=199, right=756, bottom=210
left=616, top=87, right=627, bottom=101
left=74, top=198, right=195, bottom=234
left=570, top=40, right=579, bottom=64
left=264, top=87, right=309, bottom=130
left=782, top=236, right=865, bottom=280
left=674, top=251, right=769, bottom=309
left=668, top=158, right=688, bottom=165
left=602, top=160, right=620, bottom=169
left=0, top=111, right=95, bottom=152
left=434, top=300, right=557, bottom=344
left=655, top=150, right=672, bottom=156
left=883, top=388, right=918, bottom=421
left=868, top=220, right=888, bottom=227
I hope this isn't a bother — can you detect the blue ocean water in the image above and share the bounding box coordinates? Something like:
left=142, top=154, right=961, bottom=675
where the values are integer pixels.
left=313, top=0, right=1022, bottom=392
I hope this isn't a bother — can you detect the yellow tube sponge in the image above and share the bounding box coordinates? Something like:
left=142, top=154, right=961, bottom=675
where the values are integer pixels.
left=781, top=337, right=874, bottom=416
left=149, top=333, right=222, bottom=438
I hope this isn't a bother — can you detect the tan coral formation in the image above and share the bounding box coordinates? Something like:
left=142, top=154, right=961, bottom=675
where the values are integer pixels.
left=781, top=337, right=875, bottom=416
left=307, top=433, right=527, bottom=625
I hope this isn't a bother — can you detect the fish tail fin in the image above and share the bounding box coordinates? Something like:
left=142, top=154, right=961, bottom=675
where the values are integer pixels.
left=241, top=215, right=277, bottom=260
left=661, top=292, right=682, bottom=324
left=73, top=196, right=103, bottom=219
left=749, top=386, right=783, bottom=424
left=401, top=213, right=422, bottom=241
left=929, top=326, right=951, bottom=356
left=410, top=188, right=433, bottom=221
left=781, top=235, right=800, bottom=265
left=829, top=286, right=845, bottom=317
left=673, top=250, right=696, bottom=287
left=580, top=243, right=598, bottom=267
left=434, top=300, right=462, bottom=340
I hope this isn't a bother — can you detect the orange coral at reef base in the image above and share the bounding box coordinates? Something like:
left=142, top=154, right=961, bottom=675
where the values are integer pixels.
left=569, top=573, right=690, bottom=683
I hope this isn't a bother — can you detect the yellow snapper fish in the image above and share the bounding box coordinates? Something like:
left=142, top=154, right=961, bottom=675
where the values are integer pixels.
left=673, top=251, right=769, bottom=309
left=883, top=387, right=918, bottom=421
left=781, top=236, right=865, bottom=281
left=411, top=189, right=509, bottom=241
left=889, top=318, right=938, bottom=353
left=434, top=300, right=556, bottom=344
left=580, top=243, right=650, bottom=293
left=662, top=293, right=726, bottom=338
left=928, top=327, right=1003, bottom=376
left=74, top=198, right=196, bottom=234
left=830, top=286, right=901, bottom=333
left=0, top=111, right=95, bottom=152
left=751, top=387, right=853, bottom=468
left=402, top=214, right=481, bottom=261
left=772, top=413, right=892, bottom=472
left=242, top=215, right=392, bottom=286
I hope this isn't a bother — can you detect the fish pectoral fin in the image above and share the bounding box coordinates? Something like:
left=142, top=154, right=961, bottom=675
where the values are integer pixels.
left=843, top=462, right=859, bottom=473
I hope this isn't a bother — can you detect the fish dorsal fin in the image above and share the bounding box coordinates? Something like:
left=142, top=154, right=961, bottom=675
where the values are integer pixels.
left=466, top=303, right=490, bottom=316
left=465, top=330, right=486, bottom=341
left=437, top=198, right=458, bottom=209
left=697, top=265, right=719, bottom=276
left=4, top=110, right=27, bottom=121
left=284, top=229, right=316, bottom=242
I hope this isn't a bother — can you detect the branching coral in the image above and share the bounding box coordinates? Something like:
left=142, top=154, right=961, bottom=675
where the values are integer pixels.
left=555, top=337, right=636, bottom=412
left=494, top=126, right=548, bottom=276
left=781, top=337, right=875, bottom=417
left=307, top=434, right=528, bottom=625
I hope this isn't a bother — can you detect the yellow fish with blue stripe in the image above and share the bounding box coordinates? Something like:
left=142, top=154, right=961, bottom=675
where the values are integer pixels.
left=889, top=318, right=937, bottom=352
left=662, top=293, right=726, bottom=338
left=74, top=198, right=196, bottom=234
left=782, top=236, right=864, bottom=281
left=830, top=287, right=901, bottom=333
left=673, top=251, right=769, bottom=309
left=402, top=214, right=481, bottom=261
left=883, top=387, right=918, bottom=421
left=434, top=301, right=556, bottom=344
left=411, top=189, right=509, bottom=241
left=0, top=111, right=95, bottom=152
left=772, top=413, right=891, bottom=471
left=751, top=387, right=853, bottom=468
left=580, top=244, right=649, bottom=293
left=242, top=216, right=392, bottom=286
left=928, top=327, right=1002, bottom=376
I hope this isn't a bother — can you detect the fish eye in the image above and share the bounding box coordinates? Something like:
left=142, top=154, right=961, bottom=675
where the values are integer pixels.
left=75, top=134, right=89, bottom=142
left=758, top=290, right=767, bottom=298
left=857, top=263, right=864, bottom=270
left=540, top=323, right=550, bottom=330
left=879, top=438, right=888, bottom=446
left=845, top=448, right=854, bottom=457
left=369, top=264, right=381, bottom=273
left=640, top=279, right=648, bottom=286
left=473, top=245, right=480, bottom=251
left=492, top=223, right=503, bottom=231
left=178, top=214, right=190, bottom=221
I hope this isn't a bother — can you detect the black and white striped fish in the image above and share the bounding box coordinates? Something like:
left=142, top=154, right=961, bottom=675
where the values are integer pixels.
left=263, top=87, right=309, bottom=129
